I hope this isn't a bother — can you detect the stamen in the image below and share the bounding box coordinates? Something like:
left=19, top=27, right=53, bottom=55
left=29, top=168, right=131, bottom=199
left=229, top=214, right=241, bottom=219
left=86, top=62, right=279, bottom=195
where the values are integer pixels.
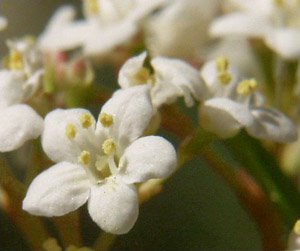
left=65, top=123, right=77, bottom=139
left=218, top=71, right=232, bottom=84
left=9, top=50, right=23, bottom=70
left=78, top=151, right=91, bottom=165
left=237, top=79, right=258, bottom=95
left=134, top=67, right=150, bottom=84
left=86, top=0, right=99, bottom=14
left=80, top=113, right=93, bottom=128
left=102, top=139, right=116, bottom=155
left=99, top=113, right=113, bottom=127
left=215, top=56, right=229, bottom=72
left=294, top=220, right=300, bottom=235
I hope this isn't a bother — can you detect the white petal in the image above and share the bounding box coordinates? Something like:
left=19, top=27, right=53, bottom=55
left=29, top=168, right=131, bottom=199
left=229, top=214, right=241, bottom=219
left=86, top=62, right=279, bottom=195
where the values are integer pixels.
left=118, top=136, right=177, bottom=184
left=210, top=12, right=271, bottom=38
left=229, top=0, right=273, bottom=16
left=88, top=177, right=138, bottom=234
left=265, top=28, right=300, bottom=60
left=151, top=57, right=209, bottom=107
left=83, top=21, right=137, bottom=56
left=97, top=86, right=153, bottom=151
left=0, top=16, right=7, bottom=31
left=0, top=104, right=43, bottom=152
left=42, top=108, right=99, bottom=164
left=118, top=51, right=147, bottom=88
left=199, top=98, right=253, bottom=138
left=0, top=70, right=25, bottom=109
left=246, top=107, right=298, bottom=142
left=23, top=162, right=90, bottom=217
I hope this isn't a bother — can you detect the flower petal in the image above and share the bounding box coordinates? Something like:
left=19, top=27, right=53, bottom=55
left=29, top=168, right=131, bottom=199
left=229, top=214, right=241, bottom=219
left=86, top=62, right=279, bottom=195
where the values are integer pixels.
left=210, top=12, right=271, bottom=38
left=199, top=98, right=253, bottom=138
left=265, top=28, right=300, bottom=60
left=42, top=108, right=99, bottom=164
left=118, top=51, right=147, bottom=88
left=88, top=178, right=138, bottom=234
left=0, top=70, right=25, bottom=109
left=118, top=136, right=177, bottom=184
left=151, top=57, right=209, bottom=107
left=246, top=107, right=298, bottom=142
left=23, top=162, right=90, bottom=216
left=0, top=104, right=43, bottom=152
left=97, top=85, right=153, bottom=151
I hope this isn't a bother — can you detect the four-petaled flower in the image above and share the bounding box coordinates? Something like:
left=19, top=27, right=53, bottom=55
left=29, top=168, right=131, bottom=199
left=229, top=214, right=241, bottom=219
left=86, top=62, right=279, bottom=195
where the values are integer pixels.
left=0, top=37, right=44, bottom=152
left=118, top=51, right=208, bottom=108
left=210, top=0, right=300, bottom=60
left=38, top=0, right=169, bottom=57
left=23, top=86, right=177, bottom=234
left=198, top=56, right=298, bottom=142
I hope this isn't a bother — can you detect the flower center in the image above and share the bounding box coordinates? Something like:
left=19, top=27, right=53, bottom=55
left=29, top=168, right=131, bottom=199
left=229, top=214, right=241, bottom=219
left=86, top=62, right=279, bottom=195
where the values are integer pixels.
left=236, top=79, right=258, bottom=95
left=215, top=56, right=232, bottom=84
left=133, top=67, right=151, bottom=85
left=8, top=49, right=24, bottom=70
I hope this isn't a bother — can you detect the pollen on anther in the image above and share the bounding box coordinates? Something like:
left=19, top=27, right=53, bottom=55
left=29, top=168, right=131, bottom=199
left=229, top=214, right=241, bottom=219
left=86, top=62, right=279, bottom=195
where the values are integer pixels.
left=65, top=123, right=77, bottom=139
left=134, top=67, right=150, bottom=84
left=215, top=56, right=229, bottom=72
left=218, top=71, right=232, bottom=84
left=78, top=151, right=91, bottom=165
left=80, top=113, right=93, bottom=128
left=237, top=79, right=258, bottom=95
left=102, top=139, right=116, bottom=155
left=99, top=113, right=113, bottom=127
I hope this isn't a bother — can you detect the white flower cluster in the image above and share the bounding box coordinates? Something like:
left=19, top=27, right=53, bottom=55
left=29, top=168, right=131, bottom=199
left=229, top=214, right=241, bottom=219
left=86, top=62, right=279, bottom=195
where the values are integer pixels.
left=0, top=0, right=298, bottom=238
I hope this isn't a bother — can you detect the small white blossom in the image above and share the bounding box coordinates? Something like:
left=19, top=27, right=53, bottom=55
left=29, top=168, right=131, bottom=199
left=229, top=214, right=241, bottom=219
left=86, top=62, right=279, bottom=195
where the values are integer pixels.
left=0, top=16, right=7, bottom=31
left=198, top=56, right=298, bottom=142
left=38, top=0, right=169, bottom=57
left=118, top=51, right=208, bottom=108
left=0, top=38, right=44, bottom=152
left=23, top=86, right=177, bottom=234
left=210, top=0, right=300, bottom=60
left=287, top=219, right=300, bottom=251
left=145, top=0, right=219, bottom=58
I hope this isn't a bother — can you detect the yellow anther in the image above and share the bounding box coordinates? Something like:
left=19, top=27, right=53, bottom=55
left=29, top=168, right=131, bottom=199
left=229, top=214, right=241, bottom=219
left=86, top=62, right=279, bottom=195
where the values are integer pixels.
left=9, top=50, right=23, bottom=70
left=237, top=79, right=258, bottom=95
left=65, top=123, right=77, bottom=139
left=215, top=56, right=229, bottom=72
left=86, top=0, right=99, bottom=14
left=43, top=238, right=62, bottom=251
left=217, top=71, right=232, bottom=84
left=78, top=151, right=91, bottom=165
left=102, top=139, right=116, bottom=155
left=99, top=113, right=113, bottom=127
left=274, top=0, right=284, bottom=6
left=80, top=113, right=93, bottom=128
left=133, top=67, right=150, bottom=85
left=294, top=220, right=300, bottom=235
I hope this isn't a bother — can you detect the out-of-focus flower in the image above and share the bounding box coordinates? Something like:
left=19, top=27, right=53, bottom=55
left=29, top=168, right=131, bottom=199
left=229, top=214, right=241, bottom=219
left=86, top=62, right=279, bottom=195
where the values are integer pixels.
left=198, top=56, right=298, bottom=141
left=210, top=0, right=300, bottom=60
left=39, top=0, right=169, bottom=57
left=118, top=51, right=208, bottom=108
left=0, top=38, right=44, bottom=152
left=43, top=238, right=95, bottom=251
left=145, top=0, right=219, bottom=58
left=287, top=219, right=300, bottom=251
left=23, top=86, right=177, bottom=234
left=0, top=16, right=7, bottom=31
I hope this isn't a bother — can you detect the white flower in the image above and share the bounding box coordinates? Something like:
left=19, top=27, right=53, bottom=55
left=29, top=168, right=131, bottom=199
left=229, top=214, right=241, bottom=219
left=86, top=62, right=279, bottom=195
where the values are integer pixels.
left=39, top=0, right=169, bottom=57
left=0, top=16, right=7, bottom=31
left=0, top=38, right=44, bottom=152
left=23, top=86, right=177, bottom=234
left=210, top=0, right=300, bottom=60
left=118, top=51, right=208, bottom=108
left=287, top=220, right=300, bottom=251
left=145, top=0, right=219, bottom=58
left=198, top=56, right=298, bottom=142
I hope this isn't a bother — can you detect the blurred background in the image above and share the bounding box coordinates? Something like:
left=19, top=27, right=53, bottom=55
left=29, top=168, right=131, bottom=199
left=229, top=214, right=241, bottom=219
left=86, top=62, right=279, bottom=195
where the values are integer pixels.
left=0, top=0, right=262, bottom=250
